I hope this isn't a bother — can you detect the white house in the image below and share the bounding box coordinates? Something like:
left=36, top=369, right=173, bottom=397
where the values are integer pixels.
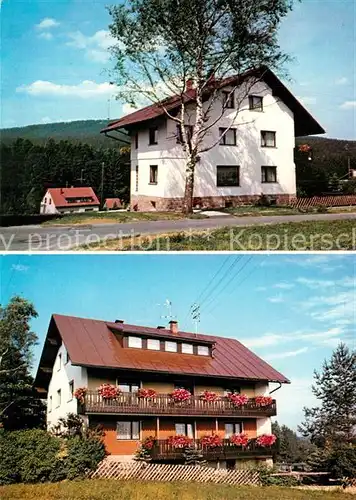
left=101, top=68, right=324, bottom=211
left=40, top=187, right=100, bottom=215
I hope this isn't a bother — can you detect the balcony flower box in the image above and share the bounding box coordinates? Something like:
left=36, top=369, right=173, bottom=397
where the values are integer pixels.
left=256, top=434, right=277, bottom=447
left=170, top=388, right=192, bottom=403
left=200, top=390, right=220, bottom=403
left=137, top=388, right=157, bottom=399
left=74, top=387, right=87, bottom=404
left=226, top=392, right=249, bottom=407
left=255, top=395, right=273, bottom=407
left=98, top=384, right=121, bottom=400
left=168, top=435, right=193, bottom=448
left=141, top=436, right=156, bottom=451
left=200, top=434, right=222, bottom=448
left=230, top=433, right=249, bottom=447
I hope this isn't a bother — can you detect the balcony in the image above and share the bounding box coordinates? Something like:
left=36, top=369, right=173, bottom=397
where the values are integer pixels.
left=151, top=438, right=278, bottom=461
left=80, top=391, right=277, bottom=417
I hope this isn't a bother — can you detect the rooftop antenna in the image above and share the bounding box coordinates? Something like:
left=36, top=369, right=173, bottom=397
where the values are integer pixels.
left=158, top=299, right=176, bottom=323
left=190, top=303, right=200, bottom=334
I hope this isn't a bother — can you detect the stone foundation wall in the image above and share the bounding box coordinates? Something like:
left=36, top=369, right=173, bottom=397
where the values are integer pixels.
left=131, top=194, right=294, bottom=212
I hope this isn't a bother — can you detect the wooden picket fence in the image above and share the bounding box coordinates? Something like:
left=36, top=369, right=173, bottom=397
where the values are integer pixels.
left=88, top=460, right=260, bottom=485
left=287, top=195, right=356, bottom=209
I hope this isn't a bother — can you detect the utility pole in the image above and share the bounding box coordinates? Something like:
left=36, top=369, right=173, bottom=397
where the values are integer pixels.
left=80, top=169, right=85, bottom=185
left=100, top=162, right=105, bottom=208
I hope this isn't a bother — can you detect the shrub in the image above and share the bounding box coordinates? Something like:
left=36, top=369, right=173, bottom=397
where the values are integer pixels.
left=64, top=435, right=106, bottom=480
left=325, top=444, right=356, bottom=481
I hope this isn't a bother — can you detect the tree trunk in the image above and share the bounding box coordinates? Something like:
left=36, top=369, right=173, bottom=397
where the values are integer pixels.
left=183, top=156, right=196, bottom=214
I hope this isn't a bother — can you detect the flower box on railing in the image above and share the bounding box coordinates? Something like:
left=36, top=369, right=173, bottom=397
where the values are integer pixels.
left=256, top=434, right=277, bottom=447
left=229, top=432, right=249, bottom=447
left=74, top=387, right=87, bottom=404
left=170, top=388, right=192, bottom=403
left=137, top=388, right=157, bottom=399
left=98, top=384, right=121, bottom=400
left=200, top=434, right=222, bottom=448
left=226, top=392, right=249, bottom=407
left=167, top=435, right=193, bottom=448
left=254, top=395, right=273, bottom=407
left=200, top=391, right=220, bottom=403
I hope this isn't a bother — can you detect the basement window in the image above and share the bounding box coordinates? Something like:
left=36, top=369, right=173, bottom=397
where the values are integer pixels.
left=147, top=338, right=160, bottom=350
left=165, top=341, right=177, bottom=352
left=181, top=343, right=194, bottom=354
left=197, top=345, right=210, bottom=356
left=128, top=336, right=142, bottom=349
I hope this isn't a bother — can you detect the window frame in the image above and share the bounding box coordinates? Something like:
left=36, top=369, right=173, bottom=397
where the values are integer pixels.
left=261, top=166, right=277, bottom=184
left=216, top=165, right=240, bottom=187
left=197, top=345, right=210, bottom=356
left=261, top=130, right=276, bottom=148
left=69, top=380, right=74, bottom=401
left=219, top=127, right=237, bottom=146
left=116, top=421, right=140, bottom=440
left=175, top=422, right=194, bottom=438
left=222, top=90, right=235, bottom=109
left=181, top=343, right=194, bottom=354
left=128, top=336, right=143, bottom=349
left=224, top=422, right=243, bottom=438
left=117, top=381, right=140, bottom=393
left=165, top=341, right=177, bottom=353
left=249, top=95, right=263, bottom=112
left=148, top=127, right=158, bottom=145
left=149, top=165, right=158, bottom=185
left=147, top=338, right=160, bottom=350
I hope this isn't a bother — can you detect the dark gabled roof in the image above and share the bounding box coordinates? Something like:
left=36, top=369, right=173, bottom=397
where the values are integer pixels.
left=34, top=314, right=290, bottom=391
left=101, top=68, right=325, bottom=137
left=47, top=187, right=100, bottom=208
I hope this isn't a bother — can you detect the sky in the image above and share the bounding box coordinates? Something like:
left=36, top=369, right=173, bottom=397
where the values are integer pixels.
left=1, top=0, right=355, bottom=139
left=1, top=252, right=355, bottom=430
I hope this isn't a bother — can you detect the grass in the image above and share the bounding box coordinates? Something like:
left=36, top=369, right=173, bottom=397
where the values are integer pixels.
left=42, top=211, right=206, bottom=226
left=79, top=219, right=356, bottom=251
left=1, top=480, right=354, bottom=500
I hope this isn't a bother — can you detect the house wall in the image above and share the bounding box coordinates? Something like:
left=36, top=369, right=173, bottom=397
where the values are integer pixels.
left=130, top=79, right=296, bottom=210
left=40, top=191, right=58, bottom=214
left=46, top=343, right=88, bottom=427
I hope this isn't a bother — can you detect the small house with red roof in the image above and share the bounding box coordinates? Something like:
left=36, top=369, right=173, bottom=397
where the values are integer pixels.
left=103, top=197, right=122, bottom=210
left=35, top=314, right=289, bottom=469
left=101, top=67, right=324, bottom=211
left=40, top=187, right=100, bottom=214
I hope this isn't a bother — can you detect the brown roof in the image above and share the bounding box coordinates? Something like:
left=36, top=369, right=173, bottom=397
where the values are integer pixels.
left=35, top=314, right=290, bottom=389
left=101, top=67, right=324, bottom=137
left=47, top=187, right=100, bottom=208
left=104, top=198, right=122, bottom=209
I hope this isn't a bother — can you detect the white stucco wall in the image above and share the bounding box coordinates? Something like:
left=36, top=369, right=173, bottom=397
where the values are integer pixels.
left=40, top=191, right=58, bottom=214
left=130, top=79, right=296, bottom=202
left=46, top=342, right=88, bottom=428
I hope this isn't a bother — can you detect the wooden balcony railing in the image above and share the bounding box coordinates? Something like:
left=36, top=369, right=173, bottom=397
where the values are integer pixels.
left=151, top=438, right=278, bottom=461
left=80, top=391, right=277, bottom=417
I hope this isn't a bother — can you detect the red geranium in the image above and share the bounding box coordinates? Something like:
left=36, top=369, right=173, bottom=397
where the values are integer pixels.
left=168, top=435, right=193, bottom=448
left=256, top=434, right=277, bottom=447
left=74, top=387, right=87, bottom=404
left=230, top=433, right=249, bottom=447
left=227, top=393, right=249, bottom=406
left=98, top=384, right=121, bottom=399
left=200, top=434, right=222, bottom=448
left=298, top=144, right=311, bottom=153
left=170, top=388, right=192, bottom=402
left=255, top=395, right=273, bottom=407
left=200, top=391, right=220, bottom=402
left=141, top=436, right=156, bottom=450
left=137, top=388, right=157, bottom=399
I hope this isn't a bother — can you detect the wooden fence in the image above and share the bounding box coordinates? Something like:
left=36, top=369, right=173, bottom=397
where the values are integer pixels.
left=288, top=195, right=356, bottom=208
left=88, top=461, right=260, bottom=485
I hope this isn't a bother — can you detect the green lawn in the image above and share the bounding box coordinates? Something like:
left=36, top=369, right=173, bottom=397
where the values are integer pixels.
left=42, top=211, right=206, bottom=226
left=0, top=480, right=353, bottom=500
left=80, top=219, right=356, bottom=251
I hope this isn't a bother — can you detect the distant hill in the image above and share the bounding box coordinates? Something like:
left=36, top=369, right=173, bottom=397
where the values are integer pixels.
left=0, top=119, right=129, bottom=147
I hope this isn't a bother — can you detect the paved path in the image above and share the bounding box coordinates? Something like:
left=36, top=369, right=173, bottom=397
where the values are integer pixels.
left=1, top=212, right=355, bottom=251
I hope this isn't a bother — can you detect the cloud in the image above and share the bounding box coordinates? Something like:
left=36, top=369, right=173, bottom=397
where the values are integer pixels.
left=242, top=334, right=284, bottom=348
left=38, top=32, right=53, bottom=40
left=296, top=277, right=335, bottom=289
left=255, top=286, right=267, bottom=292
left=273, top=282, right=294, bottom=290
left=17, top=80, right=118, bottom=99
left=297, top=96, right=316, bottom=105
left=335, top=77, right=349, bottom=85
left=36, top=18, right=60, bottom=30
left=242, top=327, right=346, bottom=349
left=11, top=264, right=29, bottom=272
left=122, top=103, right=139, bottom=114
left=340, top=101, right=356, bottom=109
left=267, top=295, right=284, bottom=303
left=66, top=30, right=116, bottom=63
left=283, top=255, right=346, bottom=272
left=265, top=347, right=308, bottom=360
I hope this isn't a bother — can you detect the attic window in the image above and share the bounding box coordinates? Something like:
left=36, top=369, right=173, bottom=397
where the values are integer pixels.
left=147, top=338, right=160, bottom=350
left=165, top=341, right=177, bottom=352
left=197, top=345, right=210, bottom=356
left=181, top=343, right=194, bottom=354
left=249, top=95, right=263, bottom=111
left=128, top=336, right=142, bottom=349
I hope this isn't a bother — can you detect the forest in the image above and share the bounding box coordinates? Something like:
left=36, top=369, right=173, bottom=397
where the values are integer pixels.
left=1, top=120, right=355, bottom=215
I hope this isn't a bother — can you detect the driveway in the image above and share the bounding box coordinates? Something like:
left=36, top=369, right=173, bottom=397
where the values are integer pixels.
left=1, top=212, right=355, bottom=251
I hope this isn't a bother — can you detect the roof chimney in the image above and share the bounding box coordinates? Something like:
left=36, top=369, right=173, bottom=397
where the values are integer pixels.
left=115, top=319, right=124, bottom=324
left=186, top=78, right=194, bottom=91
left=169, top=320, right=178, bottom=335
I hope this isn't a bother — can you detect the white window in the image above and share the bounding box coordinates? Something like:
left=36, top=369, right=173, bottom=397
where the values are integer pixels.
left=165, top=341, right=177, bottom=352
left=175, top=423, right=194, bottom=438
left=225, top=422, right=243, bottom=438
left=181, top=343, right=194, bottom=354
left=197, top=345, right=210, bottom=356
left=57, top=389, right=61, bottom=407
left=147, top=338, right=160, bottom=350
left=128, top=336, right=142, bottom=349
left=116, top=421, right=140, bottom=440
left=117, top=382, right=139, bottom=393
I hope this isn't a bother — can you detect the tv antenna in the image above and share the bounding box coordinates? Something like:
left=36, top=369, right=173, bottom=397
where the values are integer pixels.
left=158, top=299, right=176, bottom=322
left=190, top=303, right=200, bottom=334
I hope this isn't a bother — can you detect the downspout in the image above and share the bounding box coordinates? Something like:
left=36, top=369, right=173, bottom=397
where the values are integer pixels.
left=269, top=382, right=282, bottom=395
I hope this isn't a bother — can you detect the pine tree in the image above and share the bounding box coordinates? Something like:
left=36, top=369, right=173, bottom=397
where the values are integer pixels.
left=299, top=343, right=356, bottom=447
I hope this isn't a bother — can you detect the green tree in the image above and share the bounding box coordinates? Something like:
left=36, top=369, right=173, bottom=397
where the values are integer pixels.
left=299, top=344, right=356, bottom=448
left=0, top=296, right=45, bottom=430
left=272, top=421, right=315, bottom=463
left=109, top=0, right=295, bottom=213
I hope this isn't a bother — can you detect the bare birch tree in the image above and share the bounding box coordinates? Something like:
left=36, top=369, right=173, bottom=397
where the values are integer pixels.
left=108, top=0, right=294, bottom=213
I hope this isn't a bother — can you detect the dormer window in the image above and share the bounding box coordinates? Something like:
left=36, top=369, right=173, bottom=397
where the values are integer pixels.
left=147, top=338, right=160, bottom=350
left=222, top=90, right=235, bottom=109
left=197, top=345, right=210, bottom=356
left=181, top=343, right=194, bottom=354
left=128, top=336, right=142, bottom=349
left=249, top=95, right=263, bottom=111
left=165, top=341, right=177, bottom=352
